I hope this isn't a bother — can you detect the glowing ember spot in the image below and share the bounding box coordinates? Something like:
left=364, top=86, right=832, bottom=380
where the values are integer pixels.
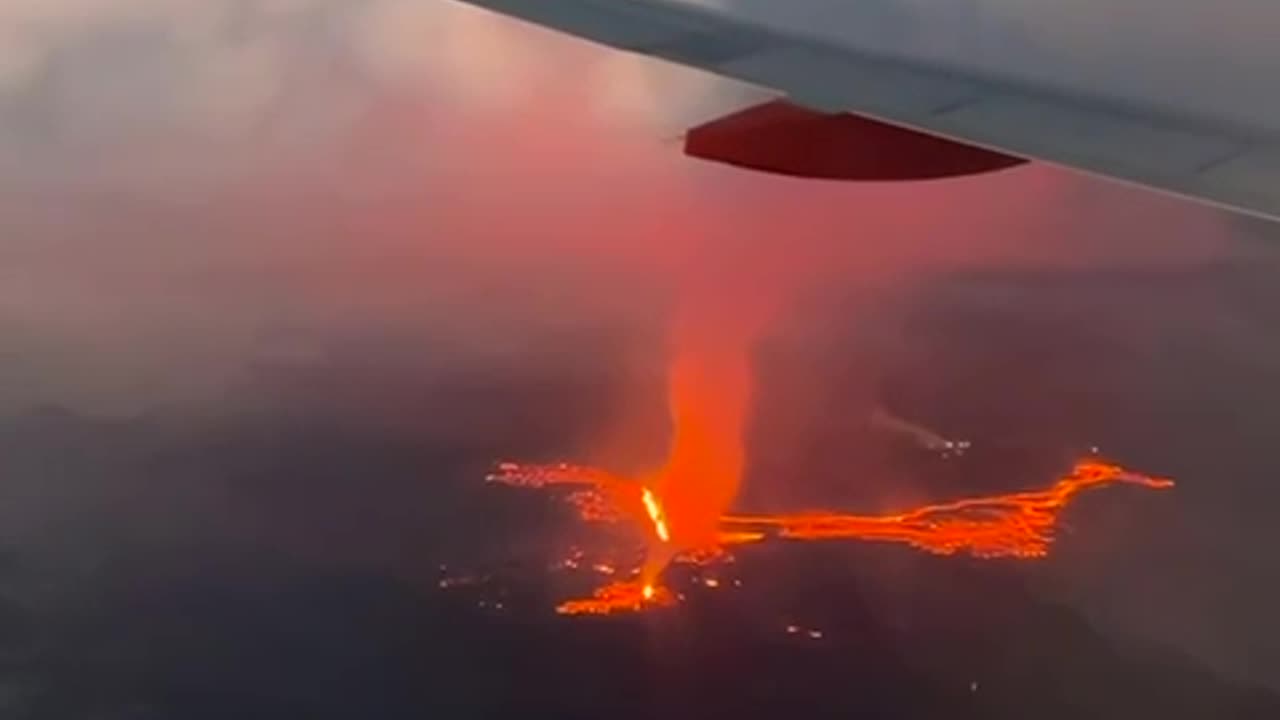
left=567, top=489, right=621, bottom=523
left=675, top=544, right=731, bottom=565
left=556, top=580, right=673, bottom=616
left=487, top=462, right=623, bottom=491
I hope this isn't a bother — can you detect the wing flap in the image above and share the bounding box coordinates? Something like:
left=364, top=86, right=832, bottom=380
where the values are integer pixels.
left=452, top=0, right=1280, bottom=221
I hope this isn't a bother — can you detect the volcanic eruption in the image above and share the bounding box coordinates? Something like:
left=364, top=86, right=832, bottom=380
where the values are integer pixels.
left=485, top=310, right=1174, bottom=615
left=481, top=217, right=1172, bottom=615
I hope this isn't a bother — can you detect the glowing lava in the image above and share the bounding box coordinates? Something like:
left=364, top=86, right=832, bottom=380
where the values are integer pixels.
left=642, top=487, right=670, bottom=543
left=489, top=458, right=1173, bottom=613
left=554, top=579, right=674, bottom=616
left=723, top=460, right=1175, bottom=559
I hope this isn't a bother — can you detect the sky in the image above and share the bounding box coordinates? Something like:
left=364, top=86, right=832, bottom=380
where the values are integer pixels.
left=0, top=0, right=1278, bottom=713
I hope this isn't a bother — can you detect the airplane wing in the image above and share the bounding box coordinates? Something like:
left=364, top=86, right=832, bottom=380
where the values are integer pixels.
left=449, top=0, right=1280, bottom=221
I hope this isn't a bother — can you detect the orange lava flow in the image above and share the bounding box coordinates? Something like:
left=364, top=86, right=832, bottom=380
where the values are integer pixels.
left=554, top=580, right=675, bottom=616
left=722, top=460, right=1174, bottom=559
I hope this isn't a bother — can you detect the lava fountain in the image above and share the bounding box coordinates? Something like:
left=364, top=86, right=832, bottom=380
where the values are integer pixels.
left=639, top=303, right=756, bottom=583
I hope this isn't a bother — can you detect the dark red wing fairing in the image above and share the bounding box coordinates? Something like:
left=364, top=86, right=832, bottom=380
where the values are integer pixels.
left=684, top=99, right=1027, bottom=181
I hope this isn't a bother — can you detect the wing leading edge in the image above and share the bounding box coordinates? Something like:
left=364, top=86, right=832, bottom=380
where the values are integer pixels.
left=451, top=0, right=1280, bottom=221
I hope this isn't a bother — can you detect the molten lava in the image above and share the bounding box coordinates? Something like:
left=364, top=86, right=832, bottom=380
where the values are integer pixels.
left=489, top=458, right=1173, bottom=613
left=723, top=461, right=1174, bottom=559
left=642, top=487, right=670, bottom=543
left=554, top=579, right=674, bottom=616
